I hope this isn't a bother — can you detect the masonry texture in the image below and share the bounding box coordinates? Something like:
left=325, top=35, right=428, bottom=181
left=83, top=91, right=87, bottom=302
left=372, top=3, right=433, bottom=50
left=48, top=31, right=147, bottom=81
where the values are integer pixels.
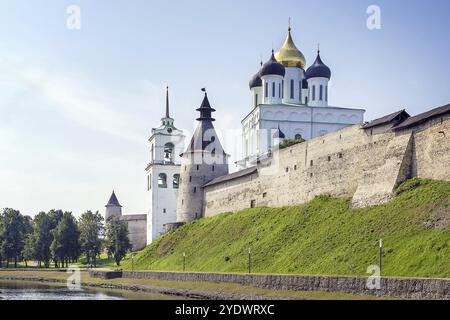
left=121, top=215, right=147, bottom=251
left=89, top=271, right=450, bottom=300
left=204, top=112, right=450, bottom=216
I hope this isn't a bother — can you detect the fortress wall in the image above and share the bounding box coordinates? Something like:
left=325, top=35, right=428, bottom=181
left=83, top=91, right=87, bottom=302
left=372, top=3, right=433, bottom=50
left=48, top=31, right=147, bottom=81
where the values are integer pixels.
left=204, top=114, right=450, bottom=216
left=408, top=114, right=450, bottom=181
left=205, top=125, right=405, bottom=216
left=121, top=215, right=147, bottom=251
left=204, top=172, right=259, bottom=217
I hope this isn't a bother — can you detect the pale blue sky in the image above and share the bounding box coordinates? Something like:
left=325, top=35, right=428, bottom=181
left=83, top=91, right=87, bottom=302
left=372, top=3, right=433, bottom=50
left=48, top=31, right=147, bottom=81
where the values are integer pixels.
left=0, top=0, right=449, bottom=217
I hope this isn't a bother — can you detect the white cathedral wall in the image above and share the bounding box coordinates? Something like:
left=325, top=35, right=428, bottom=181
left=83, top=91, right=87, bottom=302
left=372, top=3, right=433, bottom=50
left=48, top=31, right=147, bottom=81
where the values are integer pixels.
left=262, top=75, right=284, bottom=105
left=250, top=87, right=262, bottom=109
left=307, top=77, right=329, bottom=107
left=282, top=67, right=304, bottom=105
left=241, top=104, right=365, bottom=160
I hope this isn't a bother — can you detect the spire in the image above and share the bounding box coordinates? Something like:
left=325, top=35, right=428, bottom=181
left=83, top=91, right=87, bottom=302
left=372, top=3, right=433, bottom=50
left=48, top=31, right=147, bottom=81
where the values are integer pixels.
left=157, top=86, right=176, bottom=130
left=196, top=88, right=216, bottom=122
left=288, top=16, right=291, bottom=32
left=106, top=190, right=122, bottom=207
left=165, top=86, right=170, bottom=118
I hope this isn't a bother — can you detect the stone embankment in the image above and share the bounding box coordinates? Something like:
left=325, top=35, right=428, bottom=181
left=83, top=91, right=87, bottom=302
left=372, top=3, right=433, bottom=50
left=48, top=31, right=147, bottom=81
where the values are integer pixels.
left=90, top=270, right=450, bottom=300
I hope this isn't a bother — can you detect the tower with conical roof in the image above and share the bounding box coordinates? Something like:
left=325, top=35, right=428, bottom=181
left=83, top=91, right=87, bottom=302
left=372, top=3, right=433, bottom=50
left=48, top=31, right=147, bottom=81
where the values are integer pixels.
left=176, top=90, right=229, bottom=223
left=146, top=87, right=185, bottom=243
left=105, top=190, right=122, bottom=221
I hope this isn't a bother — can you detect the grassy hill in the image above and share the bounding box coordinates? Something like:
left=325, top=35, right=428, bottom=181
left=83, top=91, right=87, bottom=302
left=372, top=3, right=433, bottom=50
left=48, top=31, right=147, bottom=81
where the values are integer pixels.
left=123, top=178, right=450, bottom=278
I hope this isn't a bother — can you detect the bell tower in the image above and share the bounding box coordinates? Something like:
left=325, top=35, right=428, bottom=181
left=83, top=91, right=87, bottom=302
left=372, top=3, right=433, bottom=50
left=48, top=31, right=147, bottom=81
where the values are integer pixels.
left=146, top=87, right=185, bottom=243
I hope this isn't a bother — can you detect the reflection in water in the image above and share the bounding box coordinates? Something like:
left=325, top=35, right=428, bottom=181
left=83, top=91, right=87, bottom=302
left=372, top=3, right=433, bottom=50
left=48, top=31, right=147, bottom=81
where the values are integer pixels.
left=0, top=281, right=178, bottom=300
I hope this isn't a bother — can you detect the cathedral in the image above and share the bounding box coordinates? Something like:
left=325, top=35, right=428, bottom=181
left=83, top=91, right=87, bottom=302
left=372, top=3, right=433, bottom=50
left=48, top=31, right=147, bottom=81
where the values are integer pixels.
left=238, top=26, right=365, bottom=168
left=104, top=25, right=369, bottom=248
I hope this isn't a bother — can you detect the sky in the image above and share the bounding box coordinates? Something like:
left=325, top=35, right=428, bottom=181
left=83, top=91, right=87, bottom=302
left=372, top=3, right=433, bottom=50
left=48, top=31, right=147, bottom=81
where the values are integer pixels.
left=0, top=0, right=449, bottom=218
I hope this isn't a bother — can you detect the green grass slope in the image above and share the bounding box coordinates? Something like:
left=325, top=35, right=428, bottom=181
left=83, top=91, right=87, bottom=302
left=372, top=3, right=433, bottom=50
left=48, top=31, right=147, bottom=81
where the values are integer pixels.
left=124, top=179, right=450, bottom=278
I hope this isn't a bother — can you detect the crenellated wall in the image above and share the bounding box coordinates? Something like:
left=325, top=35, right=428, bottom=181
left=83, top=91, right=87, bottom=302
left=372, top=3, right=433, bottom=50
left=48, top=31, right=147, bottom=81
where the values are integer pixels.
left=204, top=114, right=450, bottom=216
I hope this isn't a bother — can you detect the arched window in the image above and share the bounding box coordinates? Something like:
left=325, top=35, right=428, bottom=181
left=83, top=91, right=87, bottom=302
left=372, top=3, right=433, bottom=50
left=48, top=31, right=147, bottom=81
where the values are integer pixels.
left=312, top=86, right=316, bottom=101
left=290, top=79, right=294, bottom=99
left=272, top=82, right=275, bottom=97
left=320, top=85, right=323, bottom=101
left=150, top=144, right=154, bottom=162
left=299, top=82, right=302, bottom=101
left=158, top=173, right=167, bottom=188
left=164, top=143, right=174, bottom=163
left=265, top=82, right=268, bottom=97
left=173, top=174, right=180, bottom=189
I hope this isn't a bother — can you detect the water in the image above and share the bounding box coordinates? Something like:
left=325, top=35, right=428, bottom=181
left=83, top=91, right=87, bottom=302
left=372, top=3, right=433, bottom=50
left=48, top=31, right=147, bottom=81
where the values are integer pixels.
left=0, top=281, right=177, bottom=300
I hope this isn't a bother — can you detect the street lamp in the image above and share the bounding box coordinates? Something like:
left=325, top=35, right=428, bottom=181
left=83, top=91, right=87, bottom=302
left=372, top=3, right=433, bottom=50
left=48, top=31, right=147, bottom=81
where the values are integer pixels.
left=379, top=239, right=383, bottom=277
left=183, top=252, right=186, bottom=272
left=248, top=247, right=252, bottom=274
left=131, top=252, right=134, bottom=272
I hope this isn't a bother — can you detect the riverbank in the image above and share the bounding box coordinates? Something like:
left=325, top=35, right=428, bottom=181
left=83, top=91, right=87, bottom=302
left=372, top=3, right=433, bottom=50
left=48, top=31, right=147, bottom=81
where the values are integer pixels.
left=0, top=279, right=175, bottom=300
left=0, top=270, right=389, bottom=300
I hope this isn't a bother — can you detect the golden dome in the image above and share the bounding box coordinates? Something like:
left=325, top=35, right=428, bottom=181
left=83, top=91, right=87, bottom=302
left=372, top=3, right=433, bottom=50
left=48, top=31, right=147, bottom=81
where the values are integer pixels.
left=275, top=28, right=306, bottom=69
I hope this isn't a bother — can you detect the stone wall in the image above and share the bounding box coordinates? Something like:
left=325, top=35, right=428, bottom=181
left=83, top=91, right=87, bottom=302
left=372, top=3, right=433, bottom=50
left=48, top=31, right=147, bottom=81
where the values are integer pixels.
left=89, top=270, right=449, bottom=300
left=121, top=215, right=147, bottom=251
left=204, top=115, right=450, bottom=216
left=408, top=113, right=450, bottom=181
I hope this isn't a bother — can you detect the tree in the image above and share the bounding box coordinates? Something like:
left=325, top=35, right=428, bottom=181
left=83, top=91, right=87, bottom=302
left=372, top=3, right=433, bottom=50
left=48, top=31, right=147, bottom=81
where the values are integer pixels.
left=32, top=212, right=53, bottom=268
left=20, top=216, right=34, bottom=267
left=105, top=216, right=131, bottom=267
left=79, top=211, right=104, bottom=268
left=22, top=233, right=37, bottom=267
left=51, top=212, right=80, bottom=268
left=0, top=209, right=28, bottom=268
left=32, top=210, right=63, bottom=268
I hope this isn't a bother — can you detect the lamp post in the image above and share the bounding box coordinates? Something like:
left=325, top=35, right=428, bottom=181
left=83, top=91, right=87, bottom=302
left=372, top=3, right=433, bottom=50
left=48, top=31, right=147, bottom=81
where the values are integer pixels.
left=131, top=252, right=134, bottom=272
left=379, top=239, right=382, bottom=277
left=248, top=247, right=252, bottom=274
left=183, top=252, right=186, bottom=272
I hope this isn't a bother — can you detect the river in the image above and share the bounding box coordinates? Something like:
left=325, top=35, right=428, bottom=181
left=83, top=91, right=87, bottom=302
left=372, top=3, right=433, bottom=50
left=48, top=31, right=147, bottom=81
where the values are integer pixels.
left=0, top=280, right=179, bottom=300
